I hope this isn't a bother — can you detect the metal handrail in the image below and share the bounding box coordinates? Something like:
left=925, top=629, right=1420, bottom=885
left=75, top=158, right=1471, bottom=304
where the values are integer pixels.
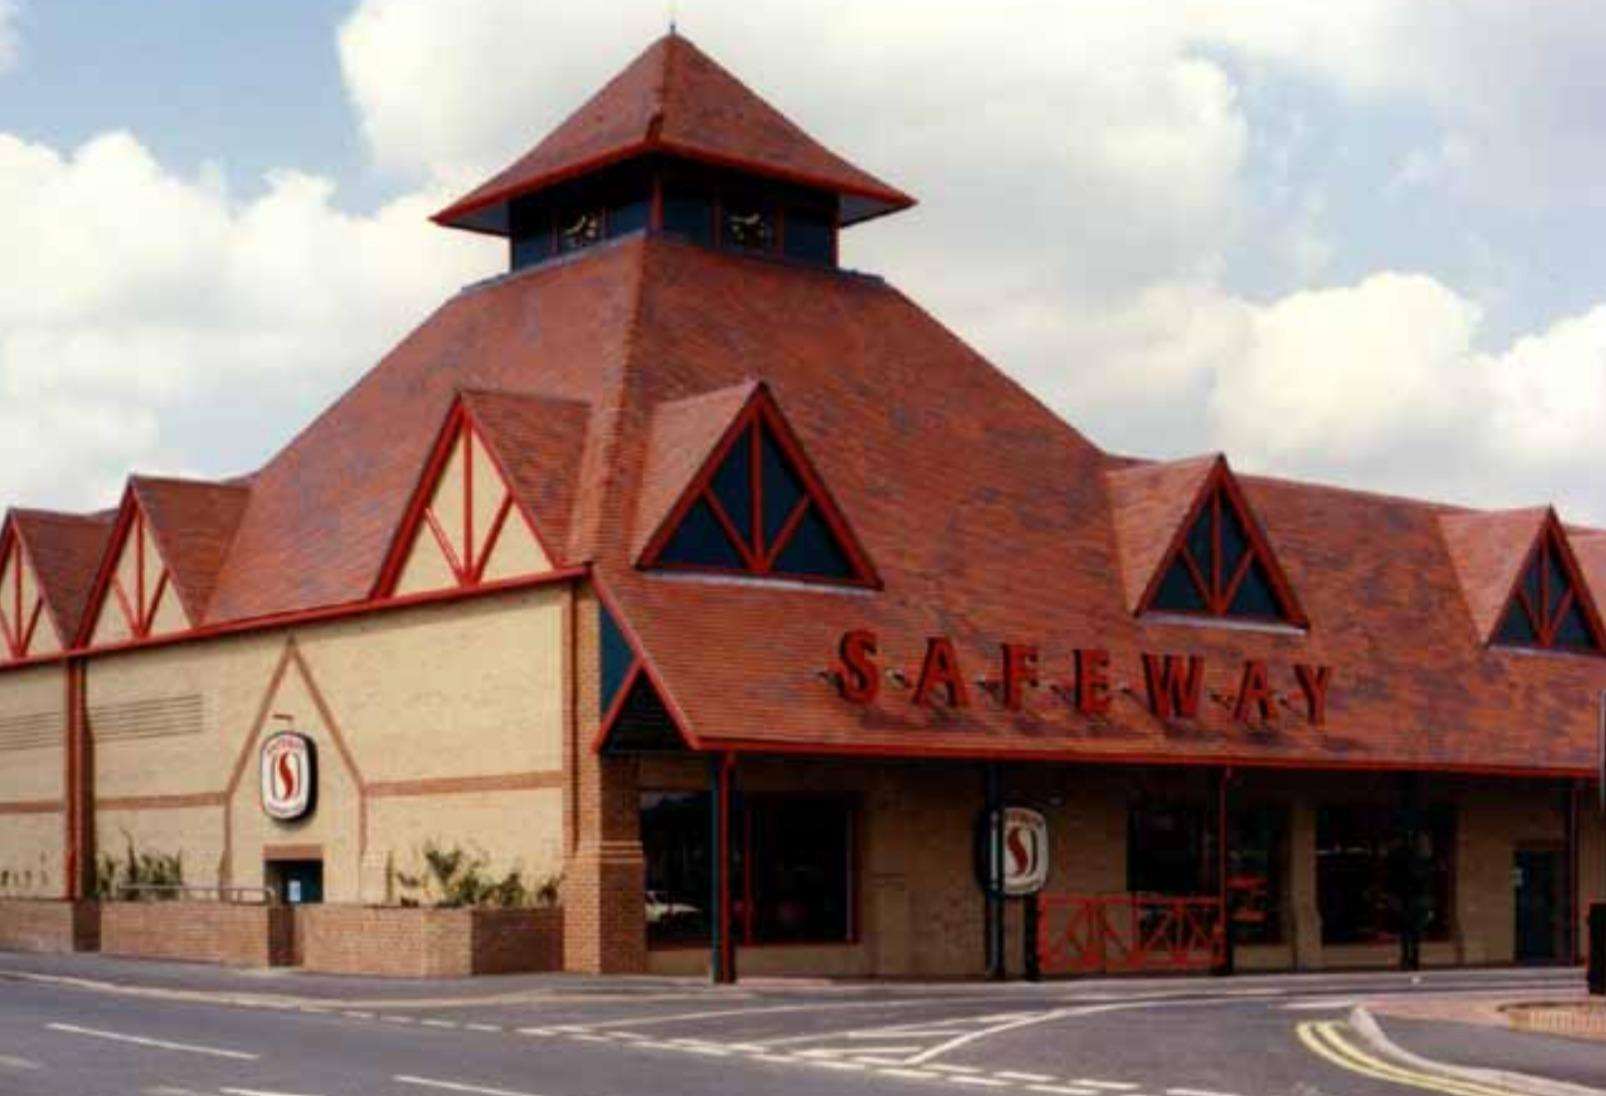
left=105, top=884, right=278, bottom=905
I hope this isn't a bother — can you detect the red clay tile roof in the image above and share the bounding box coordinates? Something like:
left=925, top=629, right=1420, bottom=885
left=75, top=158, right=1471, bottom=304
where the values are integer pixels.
left=5, top=509, right=114, bottom=646
left=461, top=388, right=592, bottom=562
left=1106, top=455, right=1218, bottom=612
left=22, top=231, right=1606, bottom=775
left=433, top=34, right=913, bottom=234
left=130, top=476, right=252, bottom=624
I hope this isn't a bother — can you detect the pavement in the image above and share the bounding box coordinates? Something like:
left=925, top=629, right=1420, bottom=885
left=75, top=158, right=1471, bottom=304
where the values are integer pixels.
left=0, top=951, right=1600, bottom=1096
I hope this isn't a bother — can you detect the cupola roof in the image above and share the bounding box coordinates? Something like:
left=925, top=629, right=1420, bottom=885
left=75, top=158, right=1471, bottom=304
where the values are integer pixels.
left=432, top=33, right=914, bottom=235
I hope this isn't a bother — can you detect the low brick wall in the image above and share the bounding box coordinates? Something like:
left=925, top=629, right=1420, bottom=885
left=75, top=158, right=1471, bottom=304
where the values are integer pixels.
left=1505, top=1001, right=1606, bottom=1042
left=100, top=902, right=293, bottom=967
left=0, top=899, right=99, bottom=954
left=297, top=906, right=561, bottom=977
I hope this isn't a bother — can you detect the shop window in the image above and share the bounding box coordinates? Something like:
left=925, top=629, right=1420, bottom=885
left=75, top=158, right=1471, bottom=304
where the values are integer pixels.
left=1128, top=804, right=1210, bottom=896
left=509, top=196, right=553, bottom=271
left=1316, top=804, right=1454, bottom=945
left=641, top=791, right=855, bottom=948
left=1146, top=479, right=1299, bottom=625
left=1493, top=528, right=1603, bottom=654
left=720, top=191, right=777, bottom=252
left=1227, top=806, right=1286, bottom=946
left=662, top=181, right=714, bottom=245
left=646, top=400, right=875, bottom=585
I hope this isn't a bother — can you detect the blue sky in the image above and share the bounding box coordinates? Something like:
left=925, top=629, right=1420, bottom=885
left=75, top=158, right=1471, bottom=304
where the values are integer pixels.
left=1, top=1, right=1603, bottom=523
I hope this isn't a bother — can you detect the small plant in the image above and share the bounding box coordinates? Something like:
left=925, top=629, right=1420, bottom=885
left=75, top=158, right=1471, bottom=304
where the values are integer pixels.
left=93, top=832, right=184, bottom=900
left=391, top=841, right=560, bottom=909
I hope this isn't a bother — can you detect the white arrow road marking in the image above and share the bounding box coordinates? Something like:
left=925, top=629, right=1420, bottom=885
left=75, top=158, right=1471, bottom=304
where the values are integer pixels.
left=395, top=1077, right=547, bottom=1096
left=45, top=1023, right=258, bottom=1060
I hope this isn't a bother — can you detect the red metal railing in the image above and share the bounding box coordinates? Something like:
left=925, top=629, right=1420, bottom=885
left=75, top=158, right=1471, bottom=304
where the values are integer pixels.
left=1037, top=893, right=1224, bottom=976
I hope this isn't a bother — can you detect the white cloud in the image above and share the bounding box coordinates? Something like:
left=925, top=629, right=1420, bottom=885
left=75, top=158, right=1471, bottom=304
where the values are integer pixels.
left=0, top=130, right=496, bottom=510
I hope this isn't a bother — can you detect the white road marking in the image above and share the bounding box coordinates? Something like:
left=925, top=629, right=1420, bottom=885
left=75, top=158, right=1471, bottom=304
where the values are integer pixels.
left=929, top=1064, right=985, bottom=1074
left=1167, top=1089, right=1246, bottom=1096
left=805, top=1059, right=867, bottom=1071
left=341, top=1011, right=375, bottom=1020
left=515, top=1027, right=556, bottom=1036
left=1278, top=998, right=1358, bottom=1011
left=1027, top=1087, right=1100, bottom=1096
left=464, top=1023, right=502, bottom=1033
left=1070, top=1082, right=1140, bottom=1091
left=396, top=1077, right=545, bottom=1096
left=880, top=1068, right=942, bottom=1080
left=0, top=1054, right=41, bottom=1070
left=564, top=996, right=987, bottom=1031
left=222, top=1088, right=329, bottom=1096
left=420, top=1019, right=459, bottom=1029
left=997, top=1071, right=1057, bottom=1082
left=383, top=1015, right=415, bottom=1024
left=570, top=1034, right=611, bottom=1043
left=755, top=1054, right=800, bottom=1064
left=948, top=1077, right=1012, bottom=1088
left=45, top=1023, right=258, bottom=1061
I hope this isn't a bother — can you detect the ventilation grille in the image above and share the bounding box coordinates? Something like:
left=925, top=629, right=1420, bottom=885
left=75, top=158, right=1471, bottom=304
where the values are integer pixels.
left=90, top=695, right=204, bottom=742
left=0, top=710, right=60, bottom=752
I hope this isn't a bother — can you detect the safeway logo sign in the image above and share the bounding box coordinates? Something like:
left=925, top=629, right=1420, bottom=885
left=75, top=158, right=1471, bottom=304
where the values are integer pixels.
left=260, top=732, right=316, bottom=821
left=981, top=806, right=1049, bottom=897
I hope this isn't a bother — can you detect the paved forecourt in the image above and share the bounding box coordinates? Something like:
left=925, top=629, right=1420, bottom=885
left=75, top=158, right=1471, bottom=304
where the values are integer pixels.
left=0, top=956, right=1593, bottom=1096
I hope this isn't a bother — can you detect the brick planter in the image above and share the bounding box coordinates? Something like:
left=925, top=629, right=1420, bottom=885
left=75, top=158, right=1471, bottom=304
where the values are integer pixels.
left=297, top=906, right=562, bottom=977
left=100, top=902, right=293, bottom=967
left=0, top=899, right=99, bottom=954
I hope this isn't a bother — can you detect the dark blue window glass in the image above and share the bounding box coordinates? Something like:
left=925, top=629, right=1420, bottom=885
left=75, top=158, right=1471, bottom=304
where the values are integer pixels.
left=1219, top=502, right=1248, bottom=583
left=1555, top=601, right=1594, bottom=649
left=709, top=432, right=754, bottom=544
left=1228, top=559, right=1281, bottom=618
left=782, top=206, right=834, bottom=264
left=599, top=602, right=635, bottom=717
left=663, top=184, right=714, bottom=244
left=759, top=430, right=805, bottom=547
left=607, top=195, right=650, bottom=238
left=773, top=506, right=853, bottom=578
left=1185, top=508, right=1211, bottom=575
left=658, top=496, right=743, bottom=568
left=1152, top=557, right=1205, bottom=612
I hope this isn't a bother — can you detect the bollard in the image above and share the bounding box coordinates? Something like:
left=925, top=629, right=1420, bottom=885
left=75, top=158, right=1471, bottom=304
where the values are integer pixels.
left=1590, top=904, right=1605, bottom=996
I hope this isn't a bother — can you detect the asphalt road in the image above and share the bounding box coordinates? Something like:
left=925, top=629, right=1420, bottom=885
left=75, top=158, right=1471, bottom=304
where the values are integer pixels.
left=0, top=955, right=1595, bottom=1096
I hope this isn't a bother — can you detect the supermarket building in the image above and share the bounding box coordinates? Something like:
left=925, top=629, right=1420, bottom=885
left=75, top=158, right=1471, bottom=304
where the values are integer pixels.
left=0, top=35, right=1602, bottom=980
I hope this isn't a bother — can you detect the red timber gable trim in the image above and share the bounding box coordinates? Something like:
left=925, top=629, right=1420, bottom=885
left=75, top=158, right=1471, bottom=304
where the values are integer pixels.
left=1490, top=510, right=1605, bottom=654
left=76, top=491, right=185, bottom=648
left=0, top=519, right=48, bottom=660
left=373, top=397, right=559, bottom=598
left=591, top=579, right=698, bottom=755
left=1135, top=457, right=1306, bottom=627
left=637, top=382, right=879, bottom=588
left=0, top=525, right=44, bottom=659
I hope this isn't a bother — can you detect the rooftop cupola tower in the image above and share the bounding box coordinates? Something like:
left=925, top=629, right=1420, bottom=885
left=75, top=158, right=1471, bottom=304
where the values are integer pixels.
left=432, top=33, right=914, bottom=272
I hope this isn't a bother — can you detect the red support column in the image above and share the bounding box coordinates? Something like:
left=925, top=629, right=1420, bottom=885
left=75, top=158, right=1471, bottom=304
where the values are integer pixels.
left=63, top=658, right=93, bottom=901
left=1216, top=766, right=1235, bottom=975
left=709, top=752, right=737, bottom=984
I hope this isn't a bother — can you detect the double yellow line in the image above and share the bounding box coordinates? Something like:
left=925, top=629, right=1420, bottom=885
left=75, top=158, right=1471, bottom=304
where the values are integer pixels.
left=1295, top=1020, right=1524, bottom=1096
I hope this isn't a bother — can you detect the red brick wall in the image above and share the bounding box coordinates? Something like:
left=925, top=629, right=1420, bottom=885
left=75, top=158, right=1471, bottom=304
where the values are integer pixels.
left=564, top=586, right=649, bottom=973
left=100, top=902, right=292, bottom=967
left=297, top=906, right=561, bottom=977
left=0, top=899, right=99, bottom=954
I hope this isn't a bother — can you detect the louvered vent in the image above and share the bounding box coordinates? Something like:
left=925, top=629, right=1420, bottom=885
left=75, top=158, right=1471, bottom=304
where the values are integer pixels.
left=0, top=710, right=59, bottom=752
left=90, top=695, right=204, bottom=742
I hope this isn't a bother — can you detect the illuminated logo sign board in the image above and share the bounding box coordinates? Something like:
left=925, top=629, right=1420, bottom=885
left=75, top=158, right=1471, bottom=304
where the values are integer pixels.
left=976, top=806, right=1049, bottom=897
left=832, top=631, right=1333, bottom=727
left=260, top=732, right=316, bottom=821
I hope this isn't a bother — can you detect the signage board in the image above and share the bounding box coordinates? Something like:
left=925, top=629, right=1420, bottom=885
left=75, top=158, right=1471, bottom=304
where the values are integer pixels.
left=976, top=806, right=1050, bottom=897
left=260, top=732, right=316, bottom=821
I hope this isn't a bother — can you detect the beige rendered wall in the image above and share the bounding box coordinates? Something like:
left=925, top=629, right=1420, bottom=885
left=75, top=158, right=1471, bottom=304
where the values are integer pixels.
left=84, top=585, right=569, bottom=905
left=0, top=663, right=66, bottom=897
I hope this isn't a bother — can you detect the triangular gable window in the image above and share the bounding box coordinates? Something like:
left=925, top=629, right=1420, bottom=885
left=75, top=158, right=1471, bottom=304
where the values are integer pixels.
left=1493, top=527, right=1604, bottom=653
left=1145, top=474, right=1301, bottom=625
left=645, top=397, right=875, bottom=585
left=595, top=597, right=691, bottom=754
left=87, top=500, right=182, bottom=645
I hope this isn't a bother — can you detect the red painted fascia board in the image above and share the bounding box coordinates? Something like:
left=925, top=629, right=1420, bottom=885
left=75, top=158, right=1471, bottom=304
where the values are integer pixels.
left=4, top=565, right=588, bottom=674
left=693, top=734, right=1599, bottom=782
left=432, top=137, right=915, bottom=233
